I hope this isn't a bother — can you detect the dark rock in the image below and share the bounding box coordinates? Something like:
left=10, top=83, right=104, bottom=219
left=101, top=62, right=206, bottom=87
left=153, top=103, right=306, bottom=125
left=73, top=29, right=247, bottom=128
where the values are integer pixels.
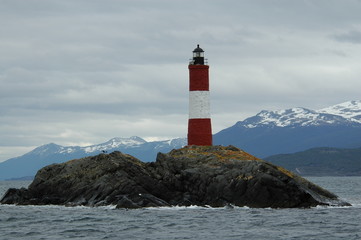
left=0, top=146, right=351, bottom=208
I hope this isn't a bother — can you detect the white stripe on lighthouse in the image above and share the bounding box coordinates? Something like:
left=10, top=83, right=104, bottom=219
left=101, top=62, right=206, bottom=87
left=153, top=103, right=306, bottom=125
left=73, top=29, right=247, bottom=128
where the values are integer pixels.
left=189, top=91, right=211, bottom=119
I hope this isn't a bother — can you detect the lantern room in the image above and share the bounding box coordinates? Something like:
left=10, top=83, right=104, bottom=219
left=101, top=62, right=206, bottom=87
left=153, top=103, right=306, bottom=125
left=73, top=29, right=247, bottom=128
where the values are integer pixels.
left=191, top=44, right=205, bottom=65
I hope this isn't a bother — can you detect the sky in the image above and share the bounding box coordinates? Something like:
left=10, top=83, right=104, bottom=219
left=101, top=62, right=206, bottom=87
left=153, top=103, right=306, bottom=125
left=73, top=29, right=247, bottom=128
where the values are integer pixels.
left=1, top=0, right=361, bottom=162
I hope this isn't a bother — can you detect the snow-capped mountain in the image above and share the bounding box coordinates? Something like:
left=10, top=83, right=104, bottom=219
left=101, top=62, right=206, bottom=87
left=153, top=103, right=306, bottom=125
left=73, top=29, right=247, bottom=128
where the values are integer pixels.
left=83, top=136, right=146, bottom=153
left=318, top=100, right=361, bottom=120
left=0, top=137, right=186, bottom=180
left=55, top=136, right=148, bottom=154
left=214, top=100, right=361, bottom=157
left=25, top=136, right=185, bottom=158
left=241, top=108, right=348, bottom=128
left=239, top=100, right=361, bottom=128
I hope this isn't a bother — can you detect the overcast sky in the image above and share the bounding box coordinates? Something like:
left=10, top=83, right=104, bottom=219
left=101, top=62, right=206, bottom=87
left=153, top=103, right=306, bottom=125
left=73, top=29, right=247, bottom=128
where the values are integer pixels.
left=1, top=0, right=361, bottom=162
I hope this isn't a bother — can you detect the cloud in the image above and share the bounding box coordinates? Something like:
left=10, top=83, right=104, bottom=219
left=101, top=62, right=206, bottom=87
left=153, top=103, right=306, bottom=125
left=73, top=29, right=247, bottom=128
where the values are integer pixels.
left=332, top=31, right=361, bottom=44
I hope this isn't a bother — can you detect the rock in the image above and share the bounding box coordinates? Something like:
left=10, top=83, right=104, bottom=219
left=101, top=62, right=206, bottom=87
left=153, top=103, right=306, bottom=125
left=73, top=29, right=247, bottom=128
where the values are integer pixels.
left=0, top=145, right=351, bottom=208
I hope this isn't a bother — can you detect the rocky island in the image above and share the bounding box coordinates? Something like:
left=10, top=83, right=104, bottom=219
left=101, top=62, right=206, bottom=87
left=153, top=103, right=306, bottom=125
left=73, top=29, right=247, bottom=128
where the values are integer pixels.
left=1, top=145, right=350, bottom=208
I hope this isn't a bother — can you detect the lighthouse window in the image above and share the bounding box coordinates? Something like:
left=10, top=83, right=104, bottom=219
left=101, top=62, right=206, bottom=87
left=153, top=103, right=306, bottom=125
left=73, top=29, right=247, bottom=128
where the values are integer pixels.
left=194, top=52, right=204, bottom=57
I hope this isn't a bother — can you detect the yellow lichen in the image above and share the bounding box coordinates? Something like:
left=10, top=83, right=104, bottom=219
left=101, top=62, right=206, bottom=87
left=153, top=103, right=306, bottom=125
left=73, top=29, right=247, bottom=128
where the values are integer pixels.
left=236, top=174, right=254, bottom=181
left=277, top=166, right=295, bottom=178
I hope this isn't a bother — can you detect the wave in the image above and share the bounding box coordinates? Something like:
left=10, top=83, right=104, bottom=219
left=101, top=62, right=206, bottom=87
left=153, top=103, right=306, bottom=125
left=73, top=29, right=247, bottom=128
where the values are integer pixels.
left=2, top=200, right=360, bottom=211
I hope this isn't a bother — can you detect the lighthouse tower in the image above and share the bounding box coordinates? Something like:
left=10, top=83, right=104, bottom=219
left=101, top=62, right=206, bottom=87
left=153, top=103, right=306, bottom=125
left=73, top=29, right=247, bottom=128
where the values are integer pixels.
left=187, top=44, right=212, bottom=146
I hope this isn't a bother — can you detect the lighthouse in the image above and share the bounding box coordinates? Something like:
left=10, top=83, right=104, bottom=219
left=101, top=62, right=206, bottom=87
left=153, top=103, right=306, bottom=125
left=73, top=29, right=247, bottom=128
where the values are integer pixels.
left=187, top=44, right=212, bottom=146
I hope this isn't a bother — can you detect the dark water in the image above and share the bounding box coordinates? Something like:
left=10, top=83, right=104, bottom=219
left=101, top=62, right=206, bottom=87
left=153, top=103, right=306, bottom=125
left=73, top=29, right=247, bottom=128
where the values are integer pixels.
left=0, top=177, right=360, bottom=240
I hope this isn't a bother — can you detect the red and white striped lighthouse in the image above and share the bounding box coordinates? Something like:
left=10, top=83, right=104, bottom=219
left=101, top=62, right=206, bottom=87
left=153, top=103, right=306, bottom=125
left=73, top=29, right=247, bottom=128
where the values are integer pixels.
left=187, top=44, right=212, bottom=146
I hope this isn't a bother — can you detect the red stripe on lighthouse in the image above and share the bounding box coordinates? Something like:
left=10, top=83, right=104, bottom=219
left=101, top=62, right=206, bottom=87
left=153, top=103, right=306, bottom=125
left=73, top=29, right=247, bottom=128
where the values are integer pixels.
left=188, top=65, right=209, bottom=91
left=188, top=119, right=212, bottom=146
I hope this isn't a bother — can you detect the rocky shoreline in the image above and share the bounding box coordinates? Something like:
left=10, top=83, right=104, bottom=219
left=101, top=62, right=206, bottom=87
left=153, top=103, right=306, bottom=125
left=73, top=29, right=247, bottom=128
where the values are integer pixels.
left=0, top=145, right=350, bottom=208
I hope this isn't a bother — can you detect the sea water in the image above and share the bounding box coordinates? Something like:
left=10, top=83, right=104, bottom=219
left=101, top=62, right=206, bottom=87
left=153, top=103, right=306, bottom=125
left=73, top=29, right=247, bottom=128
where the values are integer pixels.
left=0, top=177, right=360, bottom=240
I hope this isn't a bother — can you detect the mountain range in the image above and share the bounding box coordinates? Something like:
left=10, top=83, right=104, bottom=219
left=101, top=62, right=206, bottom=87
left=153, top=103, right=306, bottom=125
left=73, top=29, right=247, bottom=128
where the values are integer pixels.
left=0, top=137, right=186, bottom=180
left=214, top=100, right=361, bottom=157
left=1, top=100, right=361, bottom=179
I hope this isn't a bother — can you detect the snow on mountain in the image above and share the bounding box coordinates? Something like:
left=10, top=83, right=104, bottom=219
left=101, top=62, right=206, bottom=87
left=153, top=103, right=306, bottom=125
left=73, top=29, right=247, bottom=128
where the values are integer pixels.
left=83, top=136, right=147, bottom=153
left=21, top=136, right=185, bottom=158
left=152, top=138, right=188, bottom=150
left=240, top=100, right=361, bottom=128
left=318, top=100, right=361, bottom=121
left=24, top=143, right=65, bottom=156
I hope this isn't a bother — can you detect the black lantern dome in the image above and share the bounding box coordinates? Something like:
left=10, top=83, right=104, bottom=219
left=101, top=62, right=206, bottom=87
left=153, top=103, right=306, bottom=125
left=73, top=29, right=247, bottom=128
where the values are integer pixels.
left=192, top=44, right=205, bottom=65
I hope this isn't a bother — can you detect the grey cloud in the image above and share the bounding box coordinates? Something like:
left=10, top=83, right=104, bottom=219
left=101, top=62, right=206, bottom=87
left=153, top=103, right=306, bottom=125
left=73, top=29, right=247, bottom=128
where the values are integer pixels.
left=332, top=31, right=361, bottom=44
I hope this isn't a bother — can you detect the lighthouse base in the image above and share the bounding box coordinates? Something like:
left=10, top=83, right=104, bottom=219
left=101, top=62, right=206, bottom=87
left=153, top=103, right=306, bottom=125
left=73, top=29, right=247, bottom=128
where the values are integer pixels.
left=187, top=118, right=212, bottom=146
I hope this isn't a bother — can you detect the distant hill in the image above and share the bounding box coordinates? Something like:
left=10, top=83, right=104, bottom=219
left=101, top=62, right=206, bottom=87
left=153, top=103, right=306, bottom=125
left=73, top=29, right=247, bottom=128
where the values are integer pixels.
left=214, top=100, right=361, bottom=157
left=0, top=137, right=186, bottom=180
left=264, top=147, right=361, bottom=176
